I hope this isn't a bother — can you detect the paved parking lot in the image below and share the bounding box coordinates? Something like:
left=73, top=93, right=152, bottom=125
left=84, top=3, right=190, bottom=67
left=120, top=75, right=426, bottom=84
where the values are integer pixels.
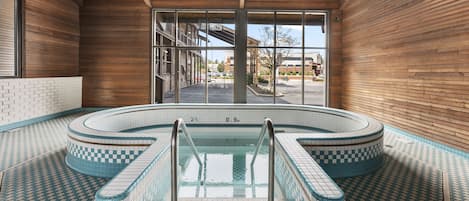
left=163, top=79, right=325, bottom=105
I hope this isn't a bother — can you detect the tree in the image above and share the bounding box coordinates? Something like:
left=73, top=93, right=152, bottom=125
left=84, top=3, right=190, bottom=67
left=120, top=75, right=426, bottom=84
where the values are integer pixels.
left=217, top=61, right=225, bottom=73
left=258, top=26, right=299, bottom=91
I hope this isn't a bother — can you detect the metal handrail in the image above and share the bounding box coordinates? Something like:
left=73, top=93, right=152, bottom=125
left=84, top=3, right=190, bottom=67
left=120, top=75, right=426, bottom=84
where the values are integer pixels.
left=171, top=118, right=203, bottom=201
left=250, top=118, right=275, bottom=201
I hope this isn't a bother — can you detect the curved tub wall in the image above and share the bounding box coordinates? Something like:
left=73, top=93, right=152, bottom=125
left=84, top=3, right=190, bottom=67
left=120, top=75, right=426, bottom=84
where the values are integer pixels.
left=66, top=104, right=384, bottom=201
left=81, top=105, right=368, bottom=133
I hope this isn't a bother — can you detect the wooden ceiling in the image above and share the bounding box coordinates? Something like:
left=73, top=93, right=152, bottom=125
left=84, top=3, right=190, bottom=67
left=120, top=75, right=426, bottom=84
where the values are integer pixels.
left=147, top=0, right=340, bottom=9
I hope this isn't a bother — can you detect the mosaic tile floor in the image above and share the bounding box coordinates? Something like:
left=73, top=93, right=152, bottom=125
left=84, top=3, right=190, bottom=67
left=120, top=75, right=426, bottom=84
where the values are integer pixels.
left=335, top=130, right=468, bottom=201
left=0, top=113, right=467, bottom=201
left=0, top=149, right=107, bottom=200
left=0, top=114, right=108, bottom=201
left=0, top=114, right=83, bottom=170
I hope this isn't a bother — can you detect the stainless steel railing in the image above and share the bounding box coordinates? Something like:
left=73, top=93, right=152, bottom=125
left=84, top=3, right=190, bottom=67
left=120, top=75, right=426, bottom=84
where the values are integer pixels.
left=250, top=118, right=275, bottom=201
left=171, top=118, right=203, bottom=201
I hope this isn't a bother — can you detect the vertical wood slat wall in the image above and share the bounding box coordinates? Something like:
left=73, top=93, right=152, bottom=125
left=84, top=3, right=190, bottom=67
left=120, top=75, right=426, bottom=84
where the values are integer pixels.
left=23, top=0, right=80, bottom=77
left=0, top=0, right=16, bottom=76
left=341, top=0, right=469, bottom=151
left=328, top=9, right=342, bottom=108
left=79, top=0, right=151, bottom=107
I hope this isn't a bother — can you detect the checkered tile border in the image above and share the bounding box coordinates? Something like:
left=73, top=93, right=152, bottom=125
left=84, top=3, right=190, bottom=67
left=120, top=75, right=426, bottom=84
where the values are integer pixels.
left=305, top=138, right=383, bottom=165
left=67, top=139, right=146, bottom=165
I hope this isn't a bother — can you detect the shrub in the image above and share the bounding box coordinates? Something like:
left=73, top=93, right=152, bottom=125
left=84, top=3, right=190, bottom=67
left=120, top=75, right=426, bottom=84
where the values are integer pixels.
left=258, top=76, right=269, bottom=83
left=247, top=73, right=253, bottom=85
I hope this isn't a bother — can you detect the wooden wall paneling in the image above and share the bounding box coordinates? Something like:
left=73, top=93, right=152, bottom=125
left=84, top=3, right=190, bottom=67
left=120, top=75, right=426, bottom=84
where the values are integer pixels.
left=341, top=0, right=469, bottom=151
left=328, top=9, right=342, bottom=108
left=23, top=0, right=80, bottom=77
left=80, top=0, right=151, bottom=107
left=72, top=0, right=84, bottom=7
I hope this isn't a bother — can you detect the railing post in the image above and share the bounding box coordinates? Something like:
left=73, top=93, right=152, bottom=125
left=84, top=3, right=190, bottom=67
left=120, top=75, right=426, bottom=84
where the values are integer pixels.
left=171, top=119, right=180, bottom=201
left=171, top=118, right=203, bottom=201
left=267, top=120, right=275, bottom=201
left=250, top=118, right=275, bottom=201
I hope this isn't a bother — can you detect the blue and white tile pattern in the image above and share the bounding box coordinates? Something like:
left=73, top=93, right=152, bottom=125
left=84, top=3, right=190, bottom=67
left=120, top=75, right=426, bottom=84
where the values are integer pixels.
left=305, top=138, right=383, bottom=165
left=0, top=113, right=468, bottom=200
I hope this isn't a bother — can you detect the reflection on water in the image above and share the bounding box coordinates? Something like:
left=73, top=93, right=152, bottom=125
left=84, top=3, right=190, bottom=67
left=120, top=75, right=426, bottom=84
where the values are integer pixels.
left=178, top=146, right=271, bottom=198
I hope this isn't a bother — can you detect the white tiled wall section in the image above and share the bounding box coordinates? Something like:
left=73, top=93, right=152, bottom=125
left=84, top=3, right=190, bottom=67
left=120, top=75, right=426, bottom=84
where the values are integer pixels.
left=0, top=77, right=82, bottom=126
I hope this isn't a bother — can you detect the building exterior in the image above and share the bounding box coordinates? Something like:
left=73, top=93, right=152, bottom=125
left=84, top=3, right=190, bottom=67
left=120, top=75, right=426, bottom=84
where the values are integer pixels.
left=225, top=52, right=325, bottom=76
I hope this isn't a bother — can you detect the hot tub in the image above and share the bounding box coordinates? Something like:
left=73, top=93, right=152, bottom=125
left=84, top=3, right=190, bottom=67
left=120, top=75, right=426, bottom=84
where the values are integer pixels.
left=65, top=104, right=384, bottom=201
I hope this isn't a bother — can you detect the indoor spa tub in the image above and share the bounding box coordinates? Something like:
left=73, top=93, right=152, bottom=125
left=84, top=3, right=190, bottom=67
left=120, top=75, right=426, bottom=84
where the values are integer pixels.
left=65, top=104, right=384, bottom=201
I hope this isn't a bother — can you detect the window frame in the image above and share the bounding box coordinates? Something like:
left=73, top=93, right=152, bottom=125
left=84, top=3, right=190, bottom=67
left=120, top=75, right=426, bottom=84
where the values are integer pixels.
left=246, top=10, right=329, bottom=106
left=152, top=9, right=237, bottom=103
left=151, top=9, right=330, bottom=106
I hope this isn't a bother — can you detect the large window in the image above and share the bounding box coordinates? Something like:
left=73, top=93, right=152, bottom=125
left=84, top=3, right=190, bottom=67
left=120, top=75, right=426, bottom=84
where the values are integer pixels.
left=153, top=10, right=236, bottom=103
left=246, top=11, right=327, bottom=106
left=152, top=10, right=328, bottom=105
left=0, top=0, right=21, bottom=77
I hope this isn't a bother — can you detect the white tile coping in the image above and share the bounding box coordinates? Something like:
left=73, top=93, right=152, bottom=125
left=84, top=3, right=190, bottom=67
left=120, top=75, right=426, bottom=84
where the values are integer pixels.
left=276, top=134, right=344, bottom=200
left=96, top=135, right=169, bottom=199
left=68, top=104, right=383, bottom=146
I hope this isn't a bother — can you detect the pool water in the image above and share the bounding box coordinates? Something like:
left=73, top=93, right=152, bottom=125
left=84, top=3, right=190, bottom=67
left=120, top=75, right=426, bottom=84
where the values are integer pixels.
left=178, top=145, right=276, bottom=199
left=130, top=126, right=329, bottom=200
left=130, top=126, right=325, bottom=200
